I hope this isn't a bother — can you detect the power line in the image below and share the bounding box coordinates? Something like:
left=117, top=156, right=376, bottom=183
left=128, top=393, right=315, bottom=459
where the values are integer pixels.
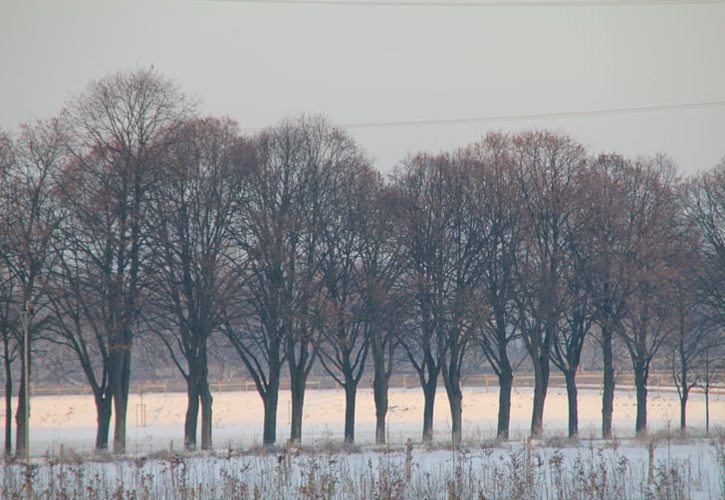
left=242, top=100, right=725, bottom=131
left=217, top=0, right=725, bottom=8
left=341, top=100, right=725, bottom=130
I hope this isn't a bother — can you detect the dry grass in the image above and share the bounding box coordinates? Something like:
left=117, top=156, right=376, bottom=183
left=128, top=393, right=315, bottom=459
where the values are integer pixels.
left=1, top=435, right=723, bottom=499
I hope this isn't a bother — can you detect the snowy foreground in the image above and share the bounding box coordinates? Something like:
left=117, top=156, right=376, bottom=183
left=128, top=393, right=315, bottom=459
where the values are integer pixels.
left=1, top=439, right=724, bottom=499
left=0, top=385, right=722, bottom=498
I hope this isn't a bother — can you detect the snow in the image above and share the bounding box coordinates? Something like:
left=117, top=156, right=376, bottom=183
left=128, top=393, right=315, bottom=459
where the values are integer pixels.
left=1, top=440, right=723, bottom=499
left=15, top=384, right=725, bottom=456
left=1, top=385, right=723, bottom=498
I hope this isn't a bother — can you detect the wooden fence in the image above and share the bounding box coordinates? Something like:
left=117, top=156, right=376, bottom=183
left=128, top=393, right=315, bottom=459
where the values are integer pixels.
left=4, top=371, right=723, bottom=397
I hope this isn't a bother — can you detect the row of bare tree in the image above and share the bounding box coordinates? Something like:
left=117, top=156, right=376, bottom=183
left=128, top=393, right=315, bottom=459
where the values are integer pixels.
left=0, top=69, right=723, bottom=457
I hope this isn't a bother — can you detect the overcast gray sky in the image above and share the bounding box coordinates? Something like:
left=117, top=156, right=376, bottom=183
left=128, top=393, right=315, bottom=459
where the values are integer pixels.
left=1, top=0, right=724, bottom=174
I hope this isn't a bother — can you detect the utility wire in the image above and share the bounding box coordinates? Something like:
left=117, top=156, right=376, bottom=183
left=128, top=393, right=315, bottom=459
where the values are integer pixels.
left=341, top=100, right=725, bottom=130
left=241, top=100, right=725, bottom=131
left=217, top=0, right=725, bottom=8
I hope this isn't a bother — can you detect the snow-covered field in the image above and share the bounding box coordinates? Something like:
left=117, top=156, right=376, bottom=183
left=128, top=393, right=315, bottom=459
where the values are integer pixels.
left=2, top=437, right=724, bottom=499
left=1, top=386, right=724, bottom=499
left=20, top=385, right=725, bottom=456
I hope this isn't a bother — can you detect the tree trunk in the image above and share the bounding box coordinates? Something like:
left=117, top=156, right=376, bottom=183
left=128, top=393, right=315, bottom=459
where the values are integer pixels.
left=94, top=394, right=112, bottom=452
left=564, top=369, right=578, bottom=438
left=263, top=391, right=279, bottom=447
left=678, top=355, right=688, bottom=432
left=634, top=362, right=648, bottom=436
left=343, top=378, right=357, bottom=444
left=111, top=349, right=132, bottom=454
left=447, top=388, right=462, bottom=447
left=530, top=354, right=549, bottom=438
left=287, top=335, right=313, bottom=446
left=200, top=381, right=213, bottom=451
left=421, top=376, right=437, bottom=442
left=442, top=340, right=464, bottom=448
left=3, top=338, right=12, bottom=457
left=187, top=343, right=213, bottom=451
left=261, top=356, right=281, bottom=447
left=372, top=355, right=389, bottom=445
left=289, top=370, right=306, bottom=444
left=704, top=350, right=710, bottom=435
left=679, top=388, right=688, bottom=432
left=184, top=378, right=200, bottom=450
left=705, top=384, right=710, bottom=435
left=14, top=369, right=27, bottom=459
left=601, top=328, right=615, bottom=439
left=496, top=360, right=513, bottom=440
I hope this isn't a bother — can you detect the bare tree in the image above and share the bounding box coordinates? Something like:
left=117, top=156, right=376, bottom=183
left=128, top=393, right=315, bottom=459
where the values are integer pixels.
left=355, top=178, right=406, bottom=445
left=395, top=154, right=442, bottom=444
left=395, top=152, right=485, bottom=445
left=225, top=115, right=366, bottom=445
left=550, top=260, right=596, bottom=438
left=0, top=268, right=17, bottom=458
left=60, top=68, right=192, bottom=453
left=688, top=159, right=725, bottom=331
left=145, top=117, right=253, bottom=450
left=550, top=162, right=612, bottom=439
left=667, top=270, right=713, bottom=432
left=684, top=159, right=725, bottom=433
left=697, top=336, right=725, bottom=434
left=45, top=230, right=113, bottom=451
left=574, top=155, right=637, bottom=438
left=464, top=133, right=525, bottom=440
left=0, top=128, right=20, bottom=457
left=284, top=117, right=367, bottom=444
left=316, top=163, right=381, bottom=444
left=617, top=157, right=684, bottom=436
left=510, top=131, right=585, bottom=438
left=0, top=120, right=65, bottom=457
left=664, top=200, right=708, bottom=432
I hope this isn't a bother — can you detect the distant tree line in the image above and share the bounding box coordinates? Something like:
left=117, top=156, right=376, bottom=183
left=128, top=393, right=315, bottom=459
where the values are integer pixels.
left=0, top=68, right=723, bottom=457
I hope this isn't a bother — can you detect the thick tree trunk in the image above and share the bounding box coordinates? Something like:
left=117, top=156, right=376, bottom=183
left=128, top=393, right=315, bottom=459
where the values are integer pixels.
left=634, top=362, right=648, bottom=436
left=288, top=335, right=313, bottom=446
left=262, top=392, right=279, bottom=446
left=442, top=341, right=464, bottom=447
left=289, top=370, right=306, bottom=444
left=112, top=396, right=128, bottom=454
left=262, top=383, right=280, bottom=446
left=290, top=360, right=307, bottom=443
left=94, top=395, right=112, bottom=452
left=530, top=354, right=549, bottom=438
left=447, top=388, right=462, bottom=447
left=200, top=381, right=213, bottom=450
left=679, top=389, right=688, bottom=432
left=372, top=356, right=389, bottom=445
left=564, top=369, right=578, bottom=438
left=343, top=378, right=357, bottom=444
left=421, top=376, right=437, bottom=442
left=111, top=349, right=132, bottom=454
left=184, top=379, right=200, bottom=450
left=261, top=357, right=281, bottom=446
left=496, top=360, right=513, bottom=440
left=185, top=344, right=213, bottom=451
left=601, top=328, right=615, bottom=439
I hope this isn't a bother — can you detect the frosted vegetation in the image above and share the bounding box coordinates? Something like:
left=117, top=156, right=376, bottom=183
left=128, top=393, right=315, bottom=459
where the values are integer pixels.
left=2, top=386, right=723, bottom=499
left=2, top=438, right=724, bottom=499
